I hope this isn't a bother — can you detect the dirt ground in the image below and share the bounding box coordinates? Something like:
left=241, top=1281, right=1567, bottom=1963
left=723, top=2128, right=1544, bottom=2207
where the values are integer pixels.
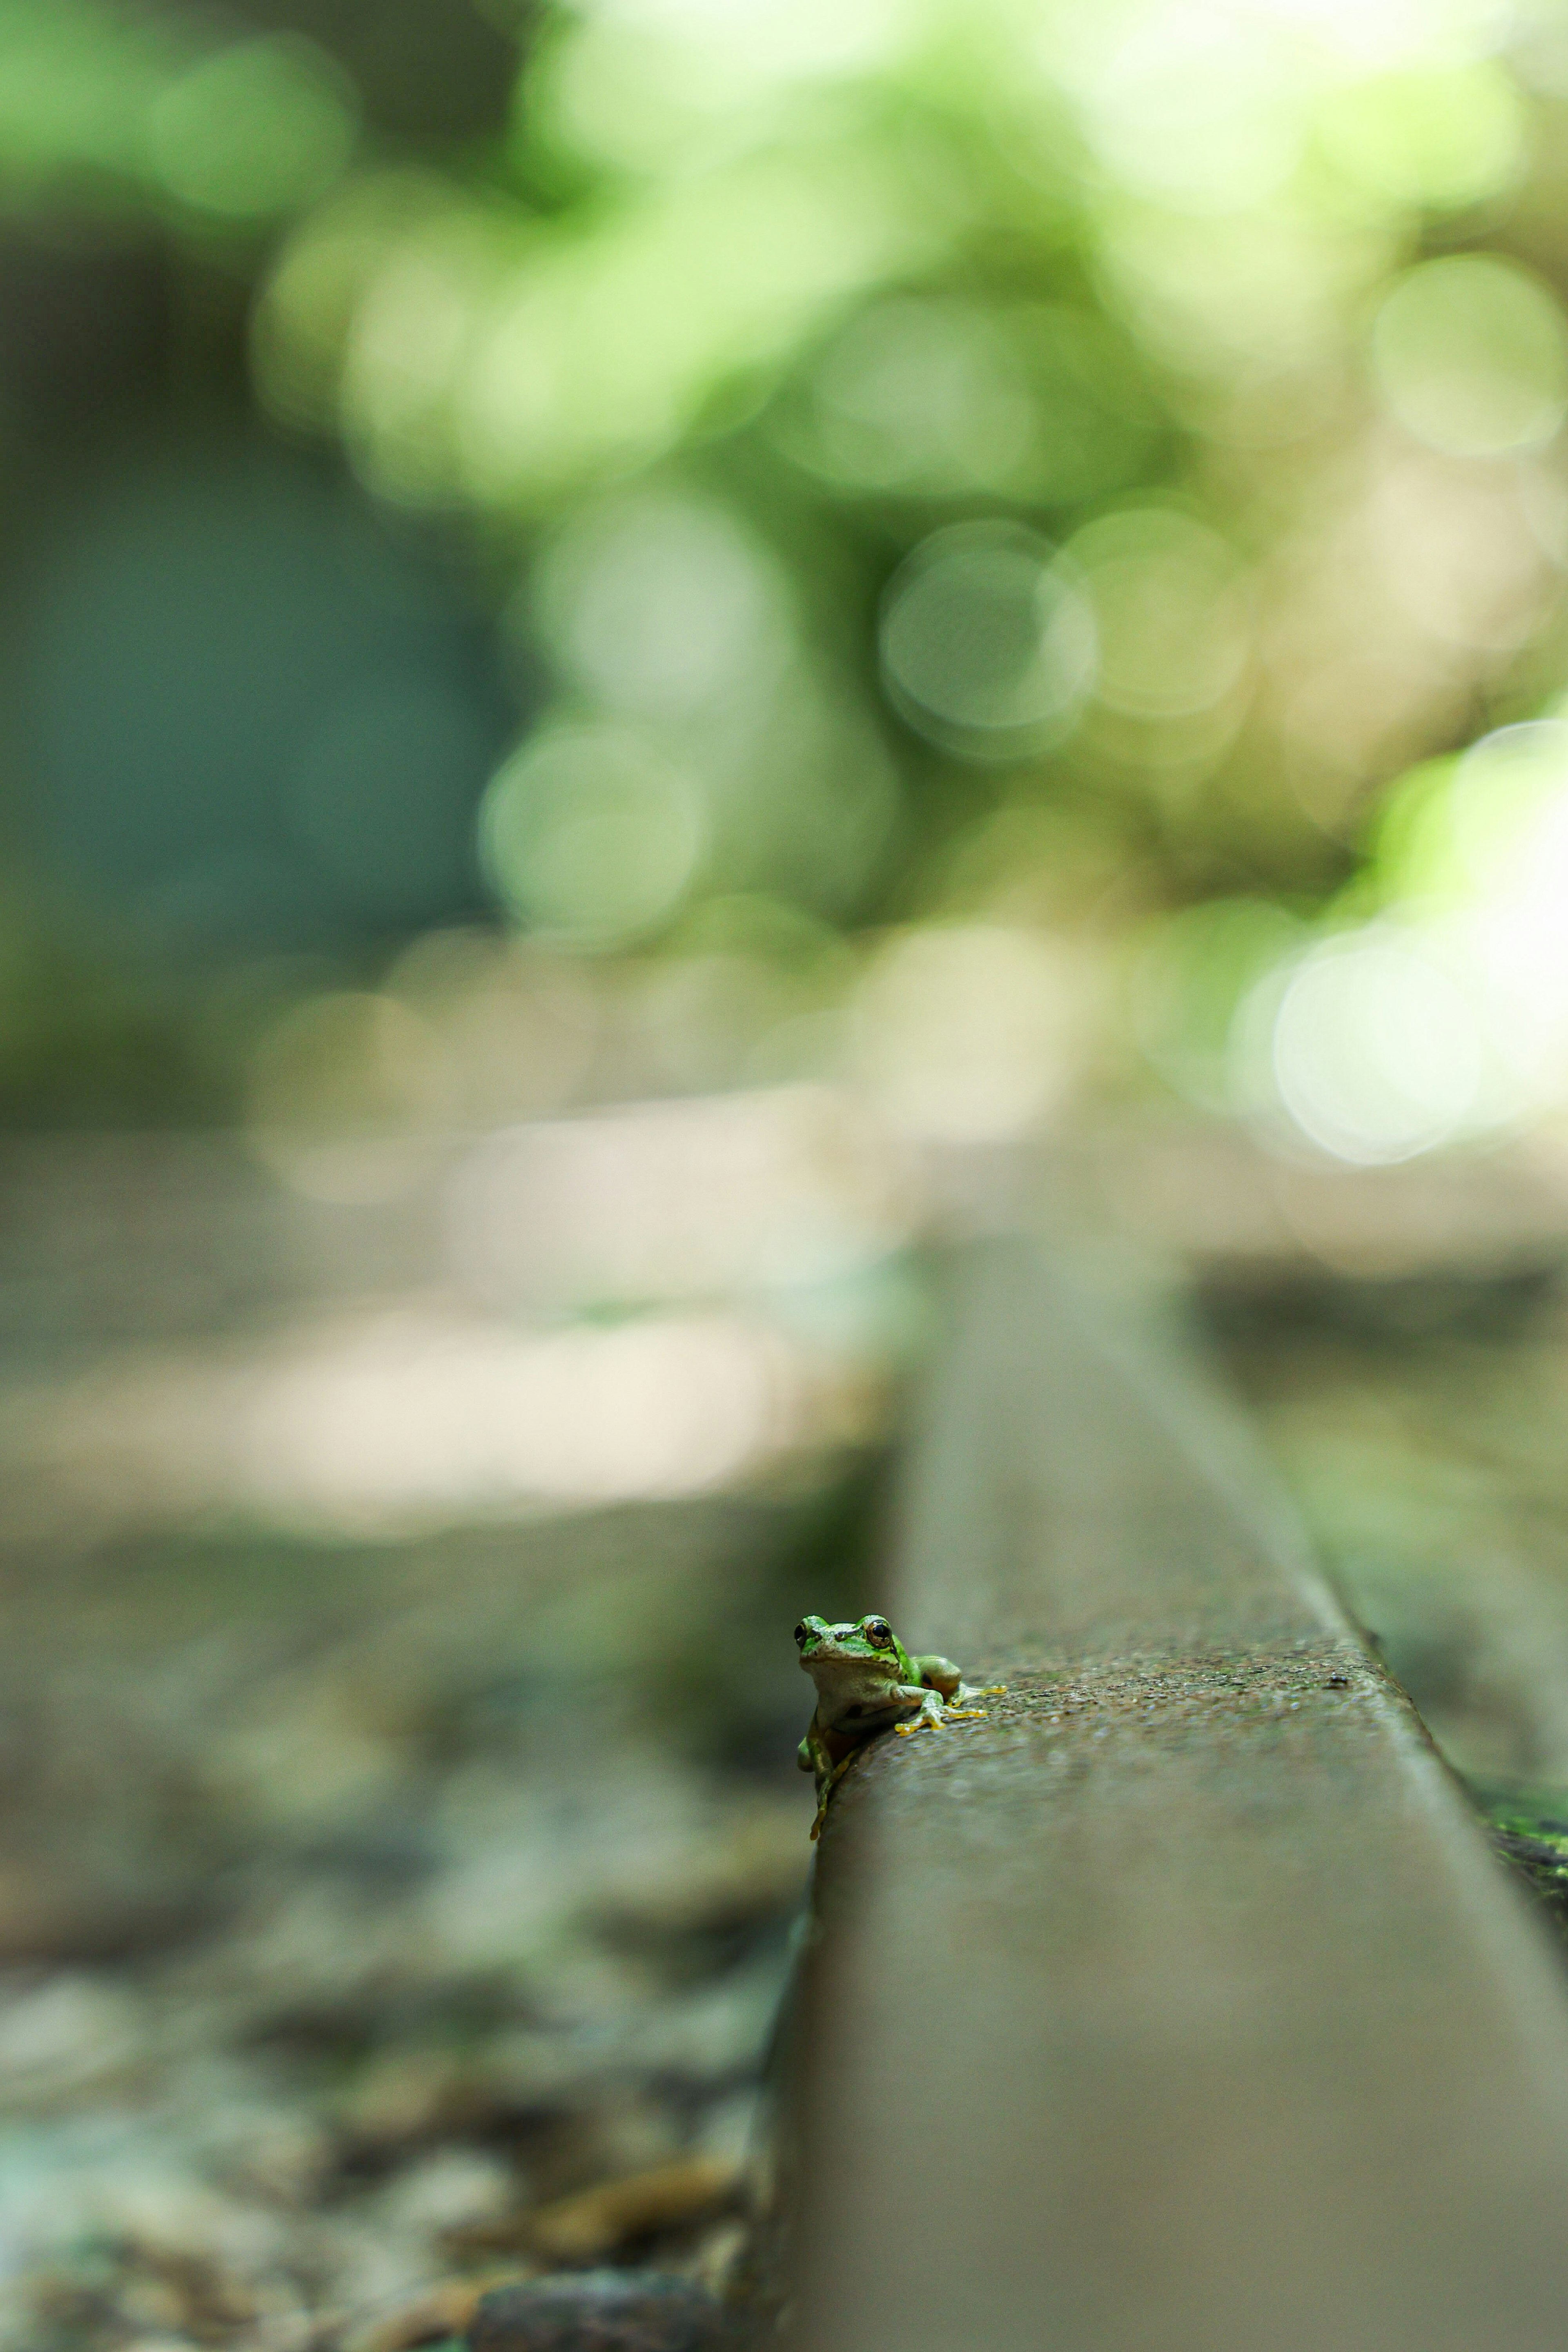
left=10, top=1134, right=1568, bottom=2351
left=0, top=1484, right=881, bottom=2350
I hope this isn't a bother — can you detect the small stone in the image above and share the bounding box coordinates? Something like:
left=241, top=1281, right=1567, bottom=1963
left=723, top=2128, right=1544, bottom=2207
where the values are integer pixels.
left=468, top=2271, right=739, bottom=2352
left=692, top=2094, right=760, bottom=2169
left=120, top=2278, right=195, bottom=2335
left=341, top=2272, right=519, bottom=2352
left=0, top=1973, right=140, bottom=2094
left=380, top=2149, right=519, bottom=2239
left=337, top=2048, right=474, bottom=2145
left=525, top=2158, right=744, bottom=2266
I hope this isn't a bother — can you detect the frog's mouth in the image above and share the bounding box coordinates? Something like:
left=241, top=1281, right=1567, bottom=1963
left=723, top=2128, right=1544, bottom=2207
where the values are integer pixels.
left=806, top=1650, right=921, bottom=1742
left=800, top=1637, right=878, bottom=1675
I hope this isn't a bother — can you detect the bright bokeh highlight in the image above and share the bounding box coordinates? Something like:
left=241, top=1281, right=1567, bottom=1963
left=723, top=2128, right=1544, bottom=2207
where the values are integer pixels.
left=480, top=724, right=706, bottom=947
left=1372, top=257, right=1568, bottom=459
left=1188, top=720, right=1568, bottom=1165
left=878, top=526, right=1097, bottom=761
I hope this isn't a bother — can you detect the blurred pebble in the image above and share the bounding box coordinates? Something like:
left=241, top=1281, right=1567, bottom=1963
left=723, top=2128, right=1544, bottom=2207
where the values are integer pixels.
left=469, top=2272, right=740, bottom=2352
left=379, top=2148, right=519, bottom=2237
left=577, top=2094, right=686, bottom=2188
left=0, top=1972, right=141, bottom=2095
left=336, top=2047, right=482, bottom=2146
left=688, top=2221, right=749, bottom=2301
left=595, top=1810, right=805, bottom=1940
left=525, top=2157, right=744, bottom=2266
left=691, top=2094, right=759, bottom=2169
left=0, top=1497, right=811, bottom=2350
left=192, top=2095, right=334, bottom=2207
left=119, top=2279, right=194, bottom=2334
left=340, top=2270, right=521, bottom=2352
left=610, top=1963, right=786, bottom=2080
left=316, top=2223, right=436, bottom=2323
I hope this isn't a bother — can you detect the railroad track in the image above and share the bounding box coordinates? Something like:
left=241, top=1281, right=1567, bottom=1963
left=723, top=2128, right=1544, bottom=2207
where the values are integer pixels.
left=786, top=1241, right=1568, bottom=2352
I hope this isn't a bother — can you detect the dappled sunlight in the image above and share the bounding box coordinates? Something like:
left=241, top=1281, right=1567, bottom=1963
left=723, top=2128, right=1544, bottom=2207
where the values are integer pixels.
left=17, top=0, right=1568, bottom=1196
left=146, top=35, right=357, bottom=222
left=480, top=723, right=708, bottom=948
left=0, top=4, right=357, bottom=223
left=240, top=1307, right=854, bottom=1530
left=851, top=926, right=1085, bottom=1148
left=246, top=992, right=454, bottom=1205
left=877, top=524, right=1097, bottom=762
left=216, top=0, right=1568, bottom=1166
left=444, top=1085, right=912, bottom=1313
left=1069, top=510, right=1250, bottom=726
left=1372, top=255, right=1568, bottom=458
left=1149, top=719, right=1568, bottom=1166
left=0, top=1301, right=880, bottom=1544
left=1263, top=928, right=1489, bottom=1165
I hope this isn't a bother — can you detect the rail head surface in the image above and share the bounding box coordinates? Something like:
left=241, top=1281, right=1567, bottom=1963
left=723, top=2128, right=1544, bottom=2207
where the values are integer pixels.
left=788, top=1242, right=1568, bottom=2352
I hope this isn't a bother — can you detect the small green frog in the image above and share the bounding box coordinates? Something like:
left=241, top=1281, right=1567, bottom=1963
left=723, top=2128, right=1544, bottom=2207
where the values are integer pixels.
left=794, top=1613, right=990, bottom=1840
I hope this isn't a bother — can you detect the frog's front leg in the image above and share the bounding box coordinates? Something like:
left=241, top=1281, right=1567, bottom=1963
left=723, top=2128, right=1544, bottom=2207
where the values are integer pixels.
left=894, top=1678, right=989, bottom=1737
left=891, top=1683, right=948, bottom=1737
left=914, top=1653, right=1002, bottom=1715
left=804, top=1720, right=865, bottom=1842
left=914, top=1652, right=963, bottom=1699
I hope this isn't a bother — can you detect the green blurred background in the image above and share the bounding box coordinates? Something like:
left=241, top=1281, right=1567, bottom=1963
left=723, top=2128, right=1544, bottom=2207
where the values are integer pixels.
left=12, top=0, right=1568, bottom=1177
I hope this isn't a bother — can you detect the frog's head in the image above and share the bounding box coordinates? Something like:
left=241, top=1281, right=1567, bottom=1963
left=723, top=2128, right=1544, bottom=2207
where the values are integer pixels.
left=794, top=1613, right=904, bottom=1695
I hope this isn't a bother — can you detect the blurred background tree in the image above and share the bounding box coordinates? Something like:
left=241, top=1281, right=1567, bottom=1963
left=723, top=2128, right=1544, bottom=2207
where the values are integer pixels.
left=7, top=0, right=1568, bottom=1171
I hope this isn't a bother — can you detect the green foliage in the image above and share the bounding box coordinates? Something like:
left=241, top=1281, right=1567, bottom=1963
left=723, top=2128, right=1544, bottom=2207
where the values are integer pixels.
left=242, top=0, right=1568, bottom=949
left=18, top=0, right=1568, bottom=1143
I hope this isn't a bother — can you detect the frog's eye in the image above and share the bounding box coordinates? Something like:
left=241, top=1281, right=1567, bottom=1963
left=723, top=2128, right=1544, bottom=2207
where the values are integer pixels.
left=864, top=1617, right=893, bottom=1648
left=794, top=1622, right=808, bottom=1648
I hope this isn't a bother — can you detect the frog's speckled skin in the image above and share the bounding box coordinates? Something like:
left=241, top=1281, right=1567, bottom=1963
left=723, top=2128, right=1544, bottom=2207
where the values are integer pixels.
left=794, top=1613, right=987, bottom=1840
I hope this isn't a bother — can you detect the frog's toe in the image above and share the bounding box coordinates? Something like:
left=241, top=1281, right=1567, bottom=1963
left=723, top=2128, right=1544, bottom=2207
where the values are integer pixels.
left=944, top=1705, right=988, bottom=1721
